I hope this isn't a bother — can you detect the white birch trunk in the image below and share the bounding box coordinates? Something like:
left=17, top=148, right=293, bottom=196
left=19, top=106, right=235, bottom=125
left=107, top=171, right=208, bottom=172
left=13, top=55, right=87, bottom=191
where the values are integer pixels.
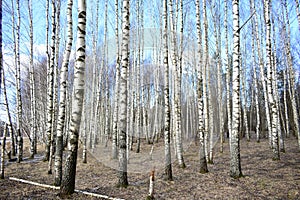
left=196, top=0, right=208, bottom=173
left=118, top=0, right=130, bottom=187
left=60, top=0, right=86, bottom=195
left=15, top=0, right=23, bottom=163
left=89, top=0, right=99, bottom=149
left=282, top=0, right=300, bottom=150
left=283, top=69, right=289, bottom=138
left=265, top=0, right=279, bottom=160
left=254, top=2, right=271, bottom=143
left=44, top=0, right=56, bottom=162
left=202, top=0, right=209, bottom=162
left=163, top=0, right=172, bottom=181
left=28, top=0, right=37, bottom=159
left=225, top=0, right=231, bottom=145
left=111, top=0, right=120, bottom=159
left=54, top=0, right=73, bottom=186
left=230, top=0, right=242, bottom=178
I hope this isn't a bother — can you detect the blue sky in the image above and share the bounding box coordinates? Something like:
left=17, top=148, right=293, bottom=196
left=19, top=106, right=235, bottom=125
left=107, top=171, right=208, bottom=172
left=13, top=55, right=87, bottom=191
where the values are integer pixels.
left=1, top=0, right=300, bottom=122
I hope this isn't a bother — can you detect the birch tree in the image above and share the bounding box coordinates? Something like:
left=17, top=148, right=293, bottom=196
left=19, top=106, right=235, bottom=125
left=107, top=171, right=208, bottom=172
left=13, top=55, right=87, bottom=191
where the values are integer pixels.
left=225, top=0, right=231, bottom=146
left=254, top=1, right=271, bottom=145
left=1, top=70, right=15, bottom=156
left=54, top=0, right=73, bottom=186
left=282, top=0, right=300, bottom=150
left=196, top=0, right=208, bottom=173
left=168, top=0, right=185, bottom=168
left=250, top=0, right=260, bottom=143
left=163, top=0, right=172, bottom=181
left=117, top=0, right=130, bottom=187
left=28, top=0, right=37, bottom=159
left=59, top=0, right=86, bottom=195
left=0, top=124, right=6, bottom=179
left=15, top=0, right=23, bottom=163
left=89, top=0, right=99, bottom=150
left=44, top=0, right=56, bottom=162
left=265, top=0, right=279, bottom=160
left=112, top=0, right=120, bottom=159
left=230, top=0, right=242, bottom=178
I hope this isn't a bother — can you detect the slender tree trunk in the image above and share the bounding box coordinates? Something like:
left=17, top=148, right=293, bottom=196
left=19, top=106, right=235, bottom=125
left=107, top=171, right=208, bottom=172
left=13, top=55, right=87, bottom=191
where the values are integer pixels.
left=16, top=0, right=23, bottom=163
left=82, top=100, right=87, bottom=163
left=283, top=69, right=289, bottom=138
left=250, top=0, right=260, bottom=143
left=117, top=0, right=130, bottom=187
left=271, top=14, right=285, bottom=153
left=111, top=0, right=120, bottom=160
left=213, top=0, right=224, bottom=153
left=282, top=0, right=300, bottom=149
left=48, top=0, right=61, bottom=174
left=230, top=0, right=242, bottom=179
left=28, top=0, right=37, bottom=159
left=59, top=0, right=86, bottom=195
left=265, top=0, right=279, bottom=160
left=103, top=0, right=109, bottom=147
left=241, top=60, right=249, bottom=141
left=296, top=0, right=300, bottom=31
left=167, top=0, right=185, bottom=168
left=2, top=70, right=15, bottom=156
left=224, top=0, right=231, bottom=145
left=196, top=0, right=208, bottom=174
left=1, top=124, right=7, bottom=179
left=254, top=1, right=271, bottom=144
left=163, top=0, right=173, bottom=181
left=135, top=0, right=141, bottom=153
left=89, top=0, right=99, bottom=150
left=54, top=0, right=73, bottom=186
left=202, top=0, right=209, bottom=163
left=0, top=0, right=2, bottom=91
left=44, top=0, right=56, bottom=162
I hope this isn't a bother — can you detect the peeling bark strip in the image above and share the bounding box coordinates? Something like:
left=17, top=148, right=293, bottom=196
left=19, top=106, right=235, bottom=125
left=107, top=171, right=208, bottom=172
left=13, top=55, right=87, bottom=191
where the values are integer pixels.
left=230, top=0, right=242, bottom=179
left=54, top=0, right=73, bottom=186
left=60, top=0, right=86, bottom=196
left=9, top=177, right=124, bottom=200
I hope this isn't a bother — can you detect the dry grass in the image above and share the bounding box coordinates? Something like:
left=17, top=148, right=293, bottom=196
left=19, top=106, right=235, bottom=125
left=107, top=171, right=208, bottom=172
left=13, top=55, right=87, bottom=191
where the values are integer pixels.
left=0, top=136, right=299, bottom=199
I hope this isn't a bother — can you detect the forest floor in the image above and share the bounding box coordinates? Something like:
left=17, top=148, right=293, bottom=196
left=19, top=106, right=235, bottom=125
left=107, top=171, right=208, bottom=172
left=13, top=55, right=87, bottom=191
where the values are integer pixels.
left=0, top=136, right=299, bottom=200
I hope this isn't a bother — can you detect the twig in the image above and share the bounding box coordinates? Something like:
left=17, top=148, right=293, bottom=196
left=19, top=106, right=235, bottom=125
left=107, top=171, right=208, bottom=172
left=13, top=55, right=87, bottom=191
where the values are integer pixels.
left=237, top=11, right=256, bottom=33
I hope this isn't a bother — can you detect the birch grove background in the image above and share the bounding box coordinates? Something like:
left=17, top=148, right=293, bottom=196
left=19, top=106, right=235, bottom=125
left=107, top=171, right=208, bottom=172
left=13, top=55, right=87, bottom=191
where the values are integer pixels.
left=0, top=0, right=300, bottom=197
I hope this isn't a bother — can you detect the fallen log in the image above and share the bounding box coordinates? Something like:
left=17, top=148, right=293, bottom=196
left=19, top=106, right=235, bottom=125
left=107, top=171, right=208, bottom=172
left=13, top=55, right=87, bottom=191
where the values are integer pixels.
left=9, top=177, right=124, bottom=200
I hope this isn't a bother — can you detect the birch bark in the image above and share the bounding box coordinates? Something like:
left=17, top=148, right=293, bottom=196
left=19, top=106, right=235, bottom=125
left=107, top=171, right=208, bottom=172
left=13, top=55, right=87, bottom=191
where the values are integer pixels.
left=117, top=0, right=130, bottom=187
left=54, top=0, right=73, bottom=186
left=60, top=0, right=86, bottom=195
left=163, top=0, right=173, bottom=181
left=196, top=0, right=208, bottom=173
left=230, top=0, right=242, bottom=178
